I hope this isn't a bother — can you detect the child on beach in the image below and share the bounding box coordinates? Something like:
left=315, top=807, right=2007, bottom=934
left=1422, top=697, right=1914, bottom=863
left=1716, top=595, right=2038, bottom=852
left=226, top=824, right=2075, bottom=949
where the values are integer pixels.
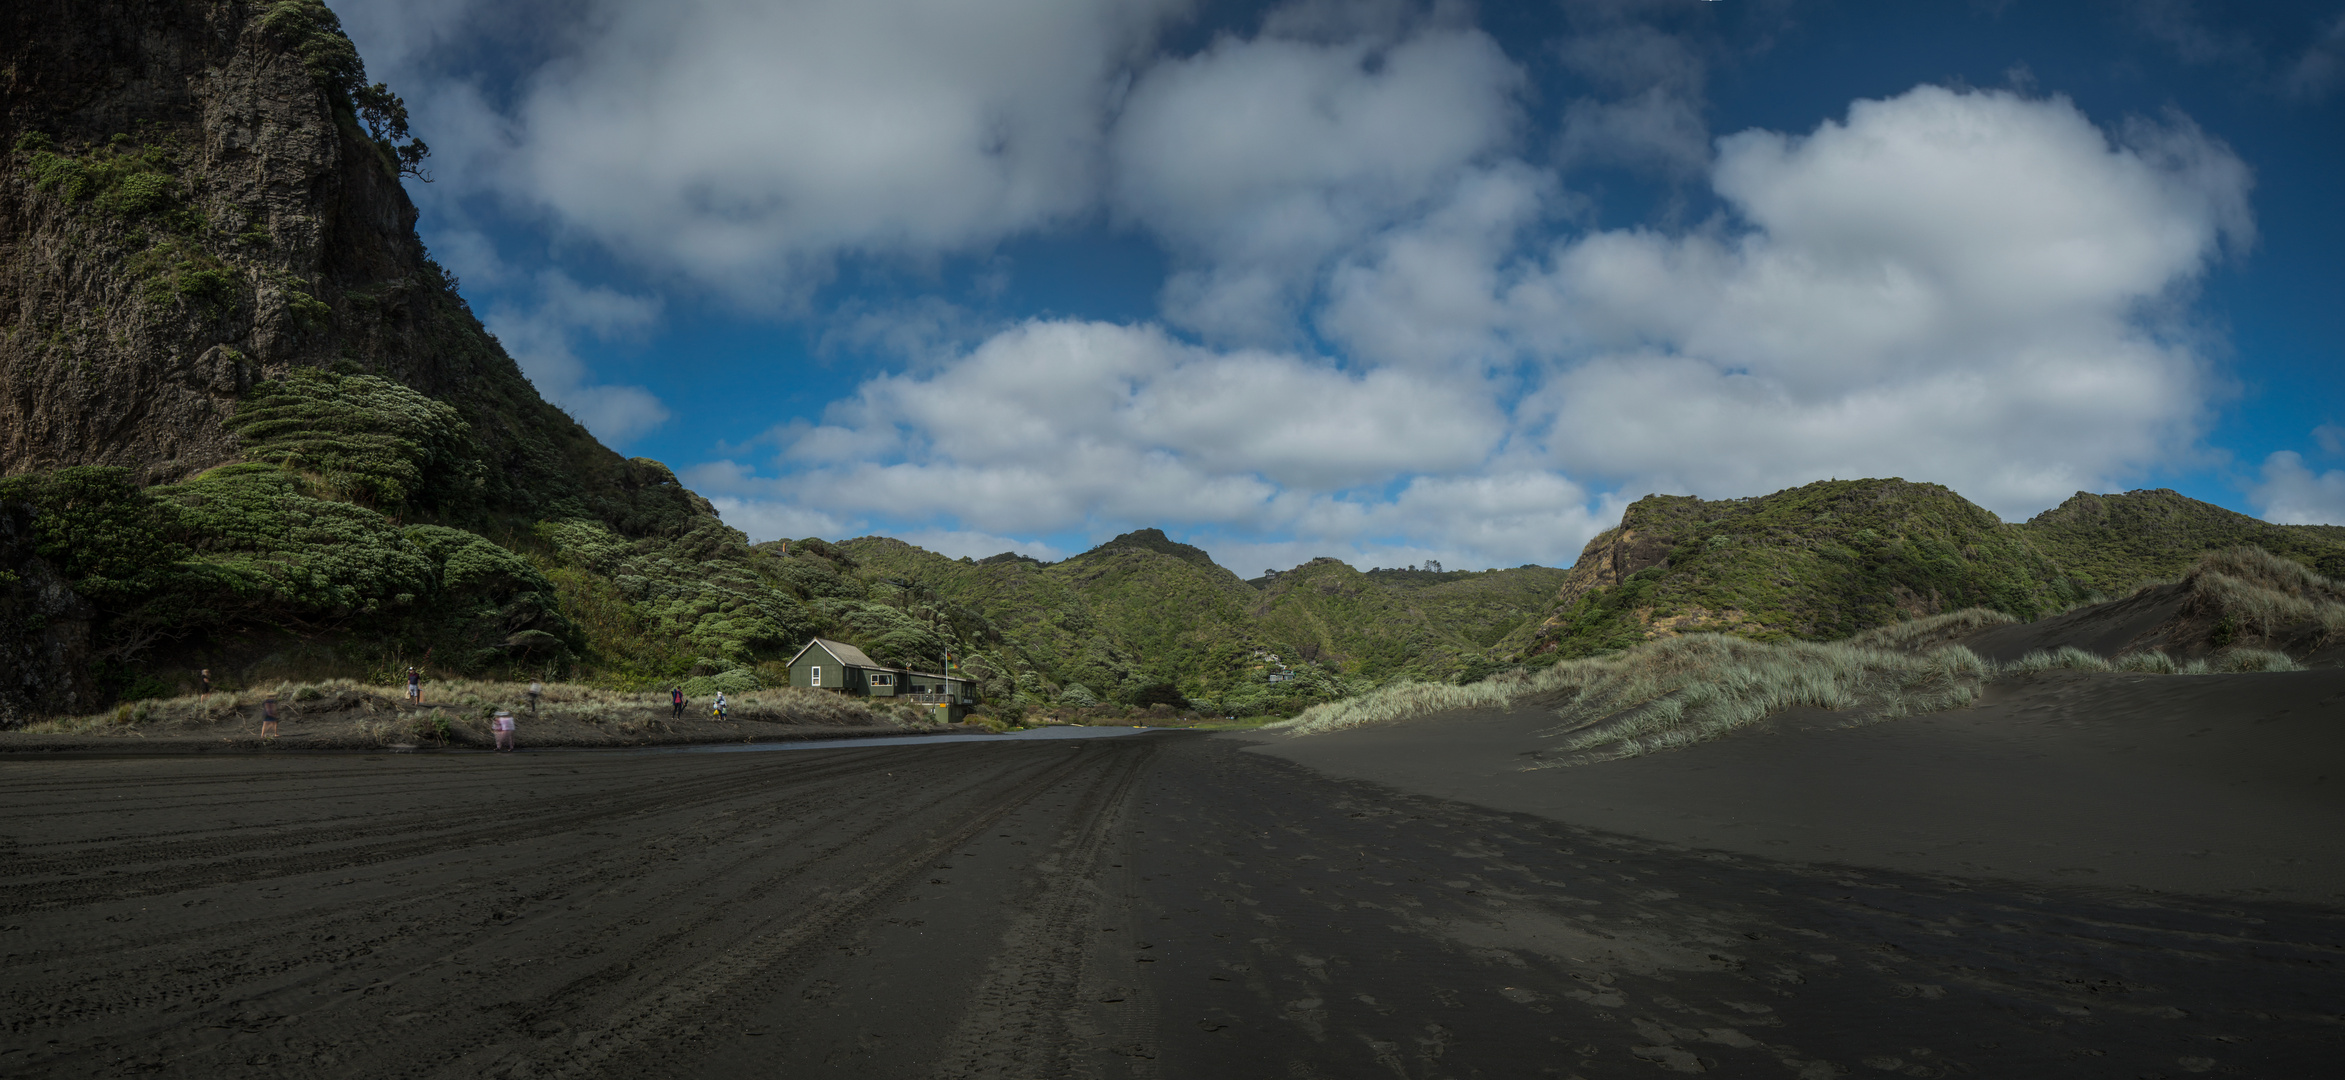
left=260, top=695, right=280, bottom=739
left=492, top=709, right=516, bottom=752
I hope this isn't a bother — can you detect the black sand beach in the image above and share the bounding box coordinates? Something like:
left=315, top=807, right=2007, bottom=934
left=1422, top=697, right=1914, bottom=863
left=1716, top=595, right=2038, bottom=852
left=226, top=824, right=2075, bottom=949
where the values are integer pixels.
left=4, top=682, right=2341, bottom=1078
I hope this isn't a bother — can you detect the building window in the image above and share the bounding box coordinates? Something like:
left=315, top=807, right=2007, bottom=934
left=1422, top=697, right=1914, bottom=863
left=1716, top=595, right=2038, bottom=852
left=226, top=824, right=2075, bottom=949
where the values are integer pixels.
left=871, top=673, right=893, bottom=686
left=811, top=666, right=821, bottom=687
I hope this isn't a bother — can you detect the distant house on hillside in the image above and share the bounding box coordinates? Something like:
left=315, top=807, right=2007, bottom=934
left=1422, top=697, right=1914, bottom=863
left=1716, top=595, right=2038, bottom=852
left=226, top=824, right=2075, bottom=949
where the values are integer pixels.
left=787, top=637, right=976, bottom=722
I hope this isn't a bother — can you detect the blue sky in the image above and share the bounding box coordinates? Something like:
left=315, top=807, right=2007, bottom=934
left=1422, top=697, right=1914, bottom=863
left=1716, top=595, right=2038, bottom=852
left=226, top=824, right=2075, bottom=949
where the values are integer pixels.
left=335, top=0, right=2345, bottom=574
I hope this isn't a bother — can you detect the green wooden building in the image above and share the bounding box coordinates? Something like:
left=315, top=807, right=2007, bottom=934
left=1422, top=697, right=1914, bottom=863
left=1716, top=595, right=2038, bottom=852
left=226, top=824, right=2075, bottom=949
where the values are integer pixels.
left=786, top=637, right=977, bottom=722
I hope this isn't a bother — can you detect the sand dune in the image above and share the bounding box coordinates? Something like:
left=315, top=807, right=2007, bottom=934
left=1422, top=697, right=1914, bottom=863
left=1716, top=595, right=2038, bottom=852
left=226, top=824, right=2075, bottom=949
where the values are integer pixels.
left=1248, top=667, right=2345, bottom=900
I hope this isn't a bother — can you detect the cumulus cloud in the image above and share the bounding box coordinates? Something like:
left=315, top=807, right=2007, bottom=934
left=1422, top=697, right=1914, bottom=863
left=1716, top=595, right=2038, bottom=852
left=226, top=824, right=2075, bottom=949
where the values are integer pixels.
left=1324, top=85, right=2251, bottom=517
left=688, top=317, right=1590, bottom=567
left=1111, top=10, right=1525, bottom=341
left=701, top=84, right=2255, bottom=568
left=340, top=2, right=2261, bottom=572
left=2251, top=450, right=2345, bottom=525
left=488, top=0, right=1185, bottom=301
left=482, top=272, right=672, bottom=444
left=701, top=494, right=851, bottom=544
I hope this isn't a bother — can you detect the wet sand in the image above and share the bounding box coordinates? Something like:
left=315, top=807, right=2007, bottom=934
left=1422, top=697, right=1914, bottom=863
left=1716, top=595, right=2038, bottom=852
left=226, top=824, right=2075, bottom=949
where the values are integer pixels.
left=4, top=710, right=2341, bottom=1078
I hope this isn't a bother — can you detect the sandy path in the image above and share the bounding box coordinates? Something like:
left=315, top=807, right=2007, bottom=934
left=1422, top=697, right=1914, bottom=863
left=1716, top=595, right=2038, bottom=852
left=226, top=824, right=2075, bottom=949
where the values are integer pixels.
left=5, top=734, right=2340, bottom=1077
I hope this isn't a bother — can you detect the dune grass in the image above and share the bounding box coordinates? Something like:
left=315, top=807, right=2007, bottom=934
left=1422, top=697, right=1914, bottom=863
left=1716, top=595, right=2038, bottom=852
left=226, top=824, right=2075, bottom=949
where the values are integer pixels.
left=1282, top=579, right=2325, bottom=762
left=2180, top=546, right=2345, bottom=644
left=1282, top=628, right=1994, bottom=755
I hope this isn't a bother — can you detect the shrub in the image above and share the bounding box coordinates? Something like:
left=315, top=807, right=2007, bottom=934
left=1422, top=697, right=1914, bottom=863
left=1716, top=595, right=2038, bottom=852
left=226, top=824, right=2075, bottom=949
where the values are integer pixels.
left=2111, top=650, right=2179, bottom=674
left=228, top=369, right=484, bottom=511
left=2004, top=647, right=2111, bottom=674
left=2216, top=648, right=2301, bottom=673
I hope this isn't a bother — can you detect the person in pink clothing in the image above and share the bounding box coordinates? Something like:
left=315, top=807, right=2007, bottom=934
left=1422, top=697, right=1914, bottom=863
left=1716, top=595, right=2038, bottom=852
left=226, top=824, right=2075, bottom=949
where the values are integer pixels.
left=491, top=709, right=516, bottom=752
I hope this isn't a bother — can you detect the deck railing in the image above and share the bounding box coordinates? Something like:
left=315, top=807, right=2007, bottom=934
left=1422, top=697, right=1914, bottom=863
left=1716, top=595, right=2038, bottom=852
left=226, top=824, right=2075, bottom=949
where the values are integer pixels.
left=900, top=693, right=965, bottom=706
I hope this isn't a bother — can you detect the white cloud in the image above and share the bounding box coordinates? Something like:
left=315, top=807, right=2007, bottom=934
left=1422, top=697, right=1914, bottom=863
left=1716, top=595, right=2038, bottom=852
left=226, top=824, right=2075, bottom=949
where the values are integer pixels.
left=687, top=85, right=2254, bottom=568
left=704, top=318, right=1593, bottom=568
left=805, top=320, right=1502, bottom=491
left=892, top=529, right=1068, bottom=563
left=493, top=0, right=1186, bottom=301
left=1111, top=11, right=1525, bottom=341
left=2251, top=451, right=2345, bottom=525
left=702, top=495, right=851, bottom=543
left=1334, top=85, right=2249, bottom=517
left=338, top=1, right=2261, bottom=574
left=482, top=272, right=672, bottom=444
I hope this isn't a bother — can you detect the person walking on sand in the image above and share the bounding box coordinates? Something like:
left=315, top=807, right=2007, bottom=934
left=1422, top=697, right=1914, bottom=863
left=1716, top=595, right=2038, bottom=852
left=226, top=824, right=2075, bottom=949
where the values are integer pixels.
left=406, top=667, right=422, bottom=705
left=198, top=668, right=212, bottom=707
left=712, top=690, right=728, bottom=720
left=259, top=694, right=280, bottom=739
left=670, top=686, right=684, bottom=720
left=528, top=679, right=544, bottom=716
left=492, top=709, right=517, bottom=752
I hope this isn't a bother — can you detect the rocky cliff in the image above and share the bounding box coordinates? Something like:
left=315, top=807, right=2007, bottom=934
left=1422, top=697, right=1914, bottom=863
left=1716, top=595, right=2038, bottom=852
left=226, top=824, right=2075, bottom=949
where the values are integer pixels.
left=0, top=0, right=632, bottom=512
left=0, top=2, right=1051, bottom=720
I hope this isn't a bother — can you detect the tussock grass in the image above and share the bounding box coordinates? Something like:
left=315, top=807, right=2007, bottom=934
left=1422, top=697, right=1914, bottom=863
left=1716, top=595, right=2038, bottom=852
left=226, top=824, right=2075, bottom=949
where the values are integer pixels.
left=2003, top=646, right=2113, bottom=674
left=22, top=676, right=935, bottom=741
left=1268, top=679, right=1519, bottom=735
left=1841, top=607, right=2015, bottom=651
left=1530, top=636, right=1992, bottom=763
left=1284, top=633, right=1990, bottom=756
left=2210, top=648, right=2302, bottom=673
left=1286, top=566, right=2329, bottom=761
left=2182, top=547, right=2345, bottom=644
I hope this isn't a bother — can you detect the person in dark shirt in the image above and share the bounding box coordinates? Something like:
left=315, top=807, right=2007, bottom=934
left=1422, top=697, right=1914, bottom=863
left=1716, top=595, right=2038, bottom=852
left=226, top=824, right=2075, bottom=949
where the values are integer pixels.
left=260, top=695, right=280, bottom=739
left=670, top=687, right=684, bottom=719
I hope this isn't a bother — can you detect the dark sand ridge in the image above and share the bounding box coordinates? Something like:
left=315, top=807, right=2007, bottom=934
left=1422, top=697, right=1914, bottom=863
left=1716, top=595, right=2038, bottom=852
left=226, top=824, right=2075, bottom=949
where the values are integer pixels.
left=1247, top=668, right=2345, bottom=901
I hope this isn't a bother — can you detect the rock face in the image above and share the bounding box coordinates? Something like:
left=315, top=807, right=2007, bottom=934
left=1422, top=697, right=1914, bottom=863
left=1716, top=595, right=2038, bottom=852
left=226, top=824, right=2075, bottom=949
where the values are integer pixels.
left=0, top=499, right=96, bottom=720
left=2, top=0, right=602, bottom=512
left=0, top=1, right=758, bottom=721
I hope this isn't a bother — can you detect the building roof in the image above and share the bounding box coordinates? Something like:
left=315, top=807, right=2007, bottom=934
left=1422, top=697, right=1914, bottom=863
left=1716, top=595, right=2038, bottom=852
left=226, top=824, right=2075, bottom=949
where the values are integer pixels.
left=788, top=637, right=970, bottom=683
left=791, top=636, right=880, bottom=670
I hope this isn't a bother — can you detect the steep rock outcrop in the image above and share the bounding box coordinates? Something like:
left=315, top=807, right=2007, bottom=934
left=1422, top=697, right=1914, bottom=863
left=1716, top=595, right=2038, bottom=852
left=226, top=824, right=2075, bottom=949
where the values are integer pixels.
left=1, top=0, right=616, bottom=517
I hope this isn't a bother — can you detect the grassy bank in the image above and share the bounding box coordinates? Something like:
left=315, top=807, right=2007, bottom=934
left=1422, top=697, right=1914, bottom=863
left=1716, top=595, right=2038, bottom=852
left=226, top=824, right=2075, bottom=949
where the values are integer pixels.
left=7, top=677, right=950, bottom=750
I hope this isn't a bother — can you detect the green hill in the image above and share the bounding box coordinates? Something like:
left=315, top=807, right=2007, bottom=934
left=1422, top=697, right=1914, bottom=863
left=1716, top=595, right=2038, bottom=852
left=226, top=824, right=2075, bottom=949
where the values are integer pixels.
left=2019, top=489, right=2345, bottom=591
left=838, top=531, right=1571, bottom=715
left=1502, top=479, right=2345, bottom=663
